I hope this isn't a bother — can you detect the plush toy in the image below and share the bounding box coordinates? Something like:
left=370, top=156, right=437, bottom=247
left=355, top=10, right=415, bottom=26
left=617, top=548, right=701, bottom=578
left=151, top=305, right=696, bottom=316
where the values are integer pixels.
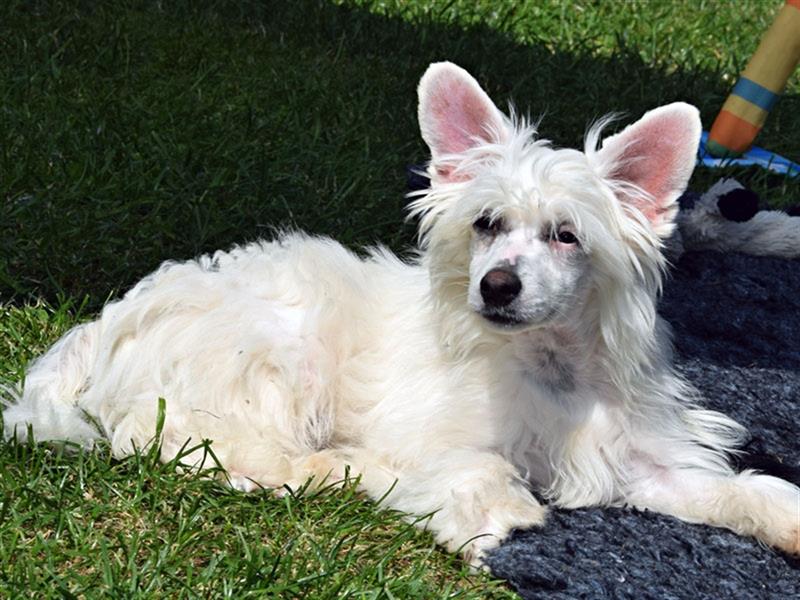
left=671, top=178, right=800, bottom=260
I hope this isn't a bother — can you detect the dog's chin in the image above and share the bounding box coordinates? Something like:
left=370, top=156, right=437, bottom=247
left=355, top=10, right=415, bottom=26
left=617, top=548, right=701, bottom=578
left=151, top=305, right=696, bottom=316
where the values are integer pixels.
left=479, top=307, right=561, bottom=332
left=479, top=311, right=534, bottom=332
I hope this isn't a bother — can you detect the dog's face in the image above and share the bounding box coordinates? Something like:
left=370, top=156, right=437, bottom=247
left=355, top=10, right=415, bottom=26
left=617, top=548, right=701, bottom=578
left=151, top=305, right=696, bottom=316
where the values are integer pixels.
left=412, top=62, right=701, bottom=338
left=466, top=204, right=591, bottom=330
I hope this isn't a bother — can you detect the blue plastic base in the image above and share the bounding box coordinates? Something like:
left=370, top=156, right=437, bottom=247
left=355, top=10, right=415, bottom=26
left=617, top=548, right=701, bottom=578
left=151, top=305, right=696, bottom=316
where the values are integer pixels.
left=698, top=131, right=800, bottom=177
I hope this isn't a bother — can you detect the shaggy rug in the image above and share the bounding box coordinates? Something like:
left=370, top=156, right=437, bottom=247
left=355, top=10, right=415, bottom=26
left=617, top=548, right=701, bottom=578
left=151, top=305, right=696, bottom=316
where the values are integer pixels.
left=486, top=250, right=800, bottom=599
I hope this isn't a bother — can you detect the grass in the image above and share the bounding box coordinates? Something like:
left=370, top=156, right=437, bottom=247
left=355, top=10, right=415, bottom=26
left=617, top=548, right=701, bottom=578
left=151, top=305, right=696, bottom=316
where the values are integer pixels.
left=0, top=428, right=497, bottom=598
left=0, top=0, right=798, bottom=596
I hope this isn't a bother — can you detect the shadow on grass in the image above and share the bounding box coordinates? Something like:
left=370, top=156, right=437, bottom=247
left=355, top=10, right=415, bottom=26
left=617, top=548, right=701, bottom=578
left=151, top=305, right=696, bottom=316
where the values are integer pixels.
left=1, top=0, right=798, bottom=308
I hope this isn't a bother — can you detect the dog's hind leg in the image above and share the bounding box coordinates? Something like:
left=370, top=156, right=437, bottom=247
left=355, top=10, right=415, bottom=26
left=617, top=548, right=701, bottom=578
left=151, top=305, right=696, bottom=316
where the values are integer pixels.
left=624, top=456, right=800, bottom=554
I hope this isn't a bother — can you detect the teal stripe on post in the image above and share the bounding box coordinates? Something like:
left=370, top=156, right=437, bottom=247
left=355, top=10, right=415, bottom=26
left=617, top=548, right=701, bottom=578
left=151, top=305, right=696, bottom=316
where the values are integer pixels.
left=731, top=77, right=781, bottom=111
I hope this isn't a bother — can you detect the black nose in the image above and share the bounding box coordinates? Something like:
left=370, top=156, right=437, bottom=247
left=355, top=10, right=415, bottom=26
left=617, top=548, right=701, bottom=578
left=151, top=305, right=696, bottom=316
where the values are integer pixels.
left=480, top=268, right=522, bottom=308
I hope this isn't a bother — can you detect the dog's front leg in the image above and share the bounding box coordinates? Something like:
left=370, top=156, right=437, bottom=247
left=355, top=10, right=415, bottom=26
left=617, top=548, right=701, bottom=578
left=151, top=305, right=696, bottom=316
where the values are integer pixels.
left=341, top=447, right=547, bottom=566
left=623, top=453, right=800, bottom=554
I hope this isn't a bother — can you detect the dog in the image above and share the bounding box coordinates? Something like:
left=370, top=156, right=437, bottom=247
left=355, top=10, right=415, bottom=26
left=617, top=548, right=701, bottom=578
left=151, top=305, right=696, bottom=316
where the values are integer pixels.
left=3, top=62, right=799, bottom=565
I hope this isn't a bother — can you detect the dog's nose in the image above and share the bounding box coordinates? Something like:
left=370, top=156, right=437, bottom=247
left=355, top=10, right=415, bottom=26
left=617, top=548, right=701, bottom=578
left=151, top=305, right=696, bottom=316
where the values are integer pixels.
left=480, top=268, right=522, bottom=308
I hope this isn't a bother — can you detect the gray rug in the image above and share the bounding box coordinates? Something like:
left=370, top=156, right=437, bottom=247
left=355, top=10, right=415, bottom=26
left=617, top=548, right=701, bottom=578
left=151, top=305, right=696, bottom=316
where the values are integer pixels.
left=487, top=251, right=800, bottom=599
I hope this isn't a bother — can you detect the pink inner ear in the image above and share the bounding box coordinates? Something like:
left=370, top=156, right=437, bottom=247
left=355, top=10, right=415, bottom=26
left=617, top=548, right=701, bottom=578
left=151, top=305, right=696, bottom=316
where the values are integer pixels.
left=427, top=73, right=497, bottom=158
left=608, top=109, right=698, bottom=225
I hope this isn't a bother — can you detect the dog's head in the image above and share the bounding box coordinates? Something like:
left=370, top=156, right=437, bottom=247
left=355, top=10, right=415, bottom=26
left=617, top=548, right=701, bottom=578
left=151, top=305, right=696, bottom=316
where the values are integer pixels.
left=411, top=62, right=700, bottom=373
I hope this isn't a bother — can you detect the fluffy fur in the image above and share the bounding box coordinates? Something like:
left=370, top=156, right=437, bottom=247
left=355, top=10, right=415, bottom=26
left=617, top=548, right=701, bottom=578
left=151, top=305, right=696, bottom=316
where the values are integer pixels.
left=4, top=62, right=799, bottom=565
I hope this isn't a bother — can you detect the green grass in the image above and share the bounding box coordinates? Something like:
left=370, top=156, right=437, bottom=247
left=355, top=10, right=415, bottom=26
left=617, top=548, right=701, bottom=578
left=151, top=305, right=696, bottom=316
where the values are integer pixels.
left=1, top=0, right=798, bottom=596
left=0, top=425, right=501, bottom=597
left=0, top=434, right=494, bottom=598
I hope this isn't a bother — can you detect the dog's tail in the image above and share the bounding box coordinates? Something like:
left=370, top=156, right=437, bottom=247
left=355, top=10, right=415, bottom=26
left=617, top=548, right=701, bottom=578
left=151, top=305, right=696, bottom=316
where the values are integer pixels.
left=2, top=322, right=102, bottom=448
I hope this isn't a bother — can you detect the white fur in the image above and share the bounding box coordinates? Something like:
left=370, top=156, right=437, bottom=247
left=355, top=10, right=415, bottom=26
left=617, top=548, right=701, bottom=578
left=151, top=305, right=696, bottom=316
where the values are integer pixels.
left=4, top=62, right=799, bottom=565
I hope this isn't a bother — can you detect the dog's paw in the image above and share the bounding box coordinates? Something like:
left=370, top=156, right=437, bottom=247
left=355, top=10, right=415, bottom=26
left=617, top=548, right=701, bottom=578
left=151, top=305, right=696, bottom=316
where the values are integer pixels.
left=227, top=472, right=263, bottom=493
left=461, top=533, right=504, bottom=570
left=226, top=469, right=285, bottom=493
left=277, top=450, right=359, bottom=496
left=457, top=495, right=547, bottom=568
left=773, top=526, right=800, bottom=555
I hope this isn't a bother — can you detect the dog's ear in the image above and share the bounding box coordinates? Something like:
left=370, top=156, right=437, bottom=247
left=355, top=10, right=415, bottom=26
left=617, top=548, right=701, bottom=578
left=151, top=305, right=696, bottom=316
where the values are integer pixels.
left=418, top=62, right=506, bottom=181
left=596, top=103, right=701, bottom=237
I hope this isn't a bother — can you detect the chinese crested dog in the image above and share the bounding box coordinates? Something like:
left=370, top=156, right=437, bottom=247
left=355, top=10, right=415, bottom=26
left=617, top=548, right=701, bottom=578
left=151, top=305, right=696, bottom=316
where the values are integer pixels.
left=4, top=62, right=798, bottom=564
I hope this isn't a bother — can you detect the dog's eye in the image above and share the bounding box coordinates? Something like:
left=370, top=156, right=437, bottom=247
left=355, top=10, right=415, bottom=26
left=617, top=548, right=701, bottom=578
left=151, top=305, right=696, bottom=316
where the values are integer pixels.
left=557, top=230, right=578, bottom=244
left=551, top=226, right=579, bottom=245
left=473, top=214, right=504, bottom=234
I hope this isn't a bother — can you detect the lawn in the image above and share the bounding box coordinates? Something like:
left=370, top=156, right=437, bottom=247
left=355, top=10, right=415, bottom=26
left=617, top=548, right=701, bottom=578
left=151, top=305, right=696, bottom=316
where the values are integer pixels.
left=1, top=0, right=798, bottom=597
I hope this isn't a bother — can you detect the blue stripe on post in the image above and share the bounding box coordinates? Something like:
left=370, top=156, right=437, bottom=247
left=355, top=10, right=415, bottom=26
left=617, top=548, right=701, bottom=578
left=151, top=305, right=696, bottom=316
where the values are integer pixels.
left=731, top=78, right=780, bottom=112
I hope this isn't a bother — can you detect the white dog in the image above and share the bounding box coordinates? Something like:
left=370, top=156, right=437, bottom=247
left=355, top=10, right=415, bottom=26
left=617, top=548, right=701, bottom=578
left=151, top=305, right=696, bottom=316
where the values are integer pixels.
left=4, top=62, right=799, bottom=565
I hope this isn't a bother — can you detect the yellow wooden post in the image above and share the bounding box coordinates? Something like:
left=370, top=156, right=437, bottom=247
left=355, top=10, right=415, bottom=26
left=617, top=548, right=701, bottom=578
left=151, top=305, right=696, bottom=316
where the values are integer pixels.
left=707, top=0, right=800, bottom=157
